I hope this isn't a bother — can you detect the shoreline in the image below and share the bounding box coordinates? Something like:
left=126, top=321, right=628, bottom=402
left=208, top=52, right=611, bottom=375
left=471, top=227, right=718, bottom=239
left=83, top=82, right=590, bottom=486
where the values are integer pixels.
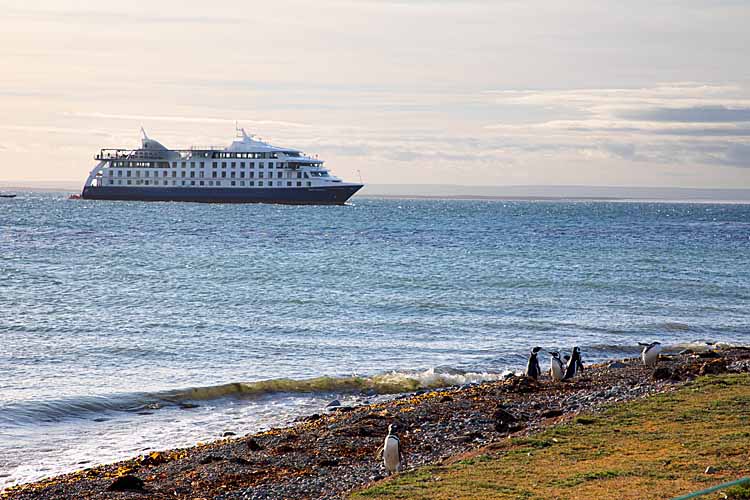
left=4, top=347, right=750, bottom=500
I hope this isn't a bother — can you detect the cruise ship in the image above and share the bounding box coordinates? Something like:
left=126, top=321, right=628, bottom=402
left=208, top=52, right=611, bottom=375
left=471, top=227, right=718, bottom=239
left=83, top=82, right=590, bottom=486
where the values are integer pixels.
left=81, top=129, right=363, bottom=204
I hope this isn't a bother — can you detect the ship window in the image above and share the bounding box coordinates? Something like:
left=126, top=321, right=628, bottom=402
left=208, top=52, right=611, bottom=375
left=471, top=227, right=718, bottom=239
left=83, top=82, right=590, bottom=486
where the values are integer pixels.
left=297, top=181, right=301, bottom=186
left=249, top=162, right=254, bottom=168
left=231, top=181, right=236, bottom=186
left=231, top=162, right=236, bottom=168
left=222, top=172, right=227, bottom=178
left=145, top=171, right=149, bottom=177
left=109, top=180, right=114, bottom=184
left=144, top=180, right=149, bottom=185
left=259, top=172, right=264, bottom=178
left=249, top=181, right=254, bottom=186
left=287, top=181, right=291, bottom=187
left=118, top=180, right=123, bottom=185
left=136, top=171, right=141, bottom=177
left=212, top=162, right=217, bottom=168
left=164, top=180, right=168, bottom=185
left=303, top=173, right=309, bottom=178
left=191, top=162, right=195, bottom=168
left=277, top=172, right=282, bottom=179
left=269, top=162, right=273, bottom=168
left=199, top=171, right=204, bottom=178
left=259, top=162, right=264, bottom=168
left=163, top=171, right=167, bottom=177
left=181, top=171, right=186, bottom=177
left=182, top=181, right=186, bottom=186
left=127, top=180, right=132, bottom=185
left=208, top=181, right=212, bottom=186
left=268, top=181, right=273, bottom=186
left=240, top=172, right=245, bottom=178
left=240, top=181, right=245, bottom=186
left=127, top=171, right=132, bottom=177
left=191, top=181, right=195, bottom=186
left=216, top=181, right=221, bottom=186
left=240, top=162, right=245, bottom=168
left=200, top=162, right=204, bottom=168
left=249, top=172, right=254, bottom=178
left=108, top=170, right=113, bottom=176
left=221, top=162, right=226, bottom=168
left=297, top=172, right=301, bottom=178
left=200, top=181, right=205, bottom=186
left=190, top=171, right=195, bottom=178
left=212, top=172, right=217, bottom=178
left=172, top=171, right=176, bottom=177
left=258, top=181, right=263, bottom=186
left=307, top=181, right=311, bottom=186
left=230, top=172, right=235, bottom=178
left=118, top=170, right=122, bottom=177
left=181, top=161, right=186, bottom=167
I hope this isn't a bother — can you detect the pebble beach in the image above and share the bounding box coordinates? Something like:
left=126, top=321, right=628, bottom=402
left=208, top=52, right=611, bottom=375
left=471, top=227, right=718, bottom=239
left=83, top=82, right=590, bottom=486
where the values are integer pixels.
left=4, top=347, right=749, bottom=500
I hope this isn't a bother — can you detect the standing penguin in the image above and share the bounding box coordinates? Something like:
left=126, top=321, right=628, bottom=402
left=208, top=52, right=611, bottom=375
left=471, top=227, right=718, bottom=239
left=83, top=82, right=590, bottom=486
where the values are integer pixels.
left=376, top=424, right=403, bottom=475
left=549, top=351, right=565, bottom=381
left=525, top=347, right=543, bottom=380
left=639, top=341, right=662, bottom=366
left=563, top=346, right=583, bottom=380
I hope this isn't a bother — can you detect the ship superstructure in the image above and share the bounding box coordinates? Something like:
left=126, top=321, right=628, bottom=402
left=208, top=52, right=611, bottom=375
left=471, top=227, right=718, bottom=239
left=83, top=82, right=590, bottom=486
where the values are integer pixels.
left=81, top=129, right=363, bottom=205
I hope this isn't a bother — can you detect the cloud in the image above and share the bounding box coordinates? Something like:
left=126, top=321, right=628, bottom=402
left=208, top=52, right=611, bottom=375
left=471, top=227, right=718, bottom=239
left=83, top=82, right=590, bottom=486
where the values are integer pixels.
left=721, top=143, right=750, bottom=167
left=620, top=105, right=750, bottom=123
left=65, top=112, right=310, bottom=129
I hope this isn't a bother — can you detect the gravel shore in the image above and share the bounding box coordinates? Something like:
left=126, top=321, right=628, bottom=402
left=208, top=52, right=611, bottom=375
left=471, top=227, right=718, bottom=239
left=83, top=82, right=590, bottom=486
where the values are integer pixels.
left=4, top=347, right=750, bottom=500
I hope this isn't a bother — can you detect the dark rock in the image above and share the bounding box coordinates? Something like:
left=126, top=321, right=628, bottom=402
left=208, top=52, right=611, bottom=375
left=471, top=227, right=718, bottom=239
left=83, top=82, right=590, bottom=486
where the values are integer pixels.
left=699, top=359, right=727, bottom=375
left=222, top=431, right=236, bottom=437
left=440, top=395, right=453, bottom=402
left=199, top=454, right=225, bottom=464
left=107, top=475, right=145, bottom=492
left=231, top=456, right=252, bottom=465
left=295, top=413, right=321, bottom=423
left=179, top=402, right=200, bottom=409
left=317, top=458, right=339, bottom=467
left=276, top=444, right=296, bottom=453
left=326, top=399, right=341, bottom=408
left=247, top=438, right=262, bottom=451
left=698, top=351, right=720, bottom=359
left=653, top=367, right=673, bottom=380
left=331, top=406, right=354, bottom=413
left=608, top=361, right=627, bottom=369
left=540, top=409, right=564, bottom=418
left=493, top=408, right=517, bottom=423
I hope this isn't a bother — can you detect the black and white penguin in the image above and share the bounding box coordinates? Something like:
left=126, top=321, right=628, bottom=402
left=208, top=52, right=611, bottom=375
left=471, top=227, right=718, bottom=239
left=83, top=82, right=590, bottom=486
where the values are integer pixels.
left=525, top=347, right=543, bottom=380
left=549, top=351, right=565, bottom=381
left=639, top=341, right=662, bottom=366
left=376, top=424, right=403, bottom=475
left=563, top=346, right=583, bottom=380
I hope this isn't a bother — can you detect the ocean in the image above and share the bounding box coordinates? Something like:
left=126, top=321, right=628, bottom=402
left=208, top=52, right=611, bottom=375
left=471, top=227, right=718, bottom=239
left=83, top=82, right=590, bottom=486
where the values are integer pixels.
left=1, top=193, right=748, bottom=488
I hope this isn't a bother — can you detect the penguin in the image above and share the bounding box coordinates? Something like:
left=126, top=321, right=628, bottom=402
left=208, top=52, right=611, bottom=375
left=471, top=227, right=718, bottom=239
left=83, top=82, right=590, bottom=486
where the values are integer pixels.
left=549, top=351, right=565, bottom=381
left=563, top=346, right=583, bottom=380
left=525, top=347, right=543, bottom=380
left=639, top=341, right=662, bottom=366
left=376, top=424, right=403, bottom=475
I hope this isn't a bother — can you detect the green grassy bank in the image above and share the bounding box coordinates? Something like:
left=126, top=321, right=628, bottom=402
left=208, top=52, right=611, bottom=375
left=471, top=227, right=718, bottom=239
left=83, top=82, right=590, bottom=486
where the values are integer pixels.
left=353, top=374, right=750, bottom=500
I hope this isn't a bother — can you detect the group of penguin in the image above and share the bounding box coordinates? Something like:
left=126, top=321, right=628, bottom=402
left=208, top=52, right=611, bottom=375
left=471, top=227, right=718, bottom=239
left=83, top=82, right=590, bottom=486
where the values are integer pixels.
left=377, top=340, right=664, bottom=475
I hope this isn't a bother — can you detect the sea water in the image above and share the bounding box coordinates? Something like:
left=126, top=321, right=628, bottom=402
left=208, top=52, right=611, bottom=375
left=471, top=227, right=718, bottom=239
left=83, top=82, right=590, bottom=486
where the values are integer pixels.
left=1, top=193, right=748, bottom=487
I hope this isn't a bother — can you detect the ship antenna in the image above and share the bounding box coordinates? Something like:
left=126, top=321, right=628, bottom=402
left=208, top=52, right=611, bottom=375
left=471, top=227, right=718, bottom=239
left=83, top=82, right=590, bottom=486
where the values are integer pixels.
left=140, top=126, right=149, bottom=141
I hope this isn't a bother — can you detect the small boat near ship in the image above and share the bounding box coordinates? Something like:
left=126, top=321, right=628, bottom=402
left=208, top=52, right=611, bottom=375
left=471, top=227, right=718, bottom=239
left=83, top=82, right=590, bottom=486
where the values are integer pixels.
left=0, top=193, right=17, bottom=198
left=80, top=128, right=363, bottom=205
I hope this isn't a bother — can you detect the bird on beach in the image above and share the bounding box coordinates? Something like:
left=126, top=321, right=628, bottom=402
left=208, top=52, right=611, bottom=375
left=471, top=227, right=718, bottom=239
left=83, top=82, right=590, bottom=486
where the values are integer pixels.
left=525, top=347, right=543, bottom=380
left=563, top=346, right=584, bottom=380
left=549, top=351, right=565, bottom=381
left=639, top=341, right=662, bottom=366
left=375, top=424, right=404, bottom=475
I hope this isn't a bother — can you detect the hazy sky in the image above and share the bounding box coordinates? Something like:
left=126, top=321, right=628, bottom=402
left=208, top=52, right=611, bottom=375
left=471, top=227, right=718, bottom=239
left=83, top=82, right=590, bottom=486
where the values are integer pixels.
left=1, top=0, right=749, bottom=188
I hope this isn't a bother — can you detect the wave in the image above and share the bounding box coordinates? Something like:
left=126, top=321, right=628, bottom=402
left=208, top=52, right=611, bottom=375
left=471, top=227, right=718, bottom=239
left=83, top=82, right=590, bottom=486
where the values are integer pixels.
left=0, top=367, right=507, bottom=427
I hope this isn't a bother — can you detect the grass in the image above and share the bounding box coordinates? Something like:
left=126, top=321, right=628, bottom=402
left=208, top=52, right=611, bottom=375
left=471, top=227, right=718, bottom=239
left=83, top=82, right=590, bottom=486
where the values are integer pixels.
left=352, top=374, right=750, bottom=500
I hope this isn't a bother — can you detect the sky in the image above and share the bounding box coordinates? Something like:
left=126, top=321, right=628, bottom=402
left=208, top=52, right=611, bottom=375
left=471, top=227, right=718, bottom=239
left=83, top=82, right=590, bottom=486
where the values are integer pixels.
left=1, top=0, right=749, bottom=191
